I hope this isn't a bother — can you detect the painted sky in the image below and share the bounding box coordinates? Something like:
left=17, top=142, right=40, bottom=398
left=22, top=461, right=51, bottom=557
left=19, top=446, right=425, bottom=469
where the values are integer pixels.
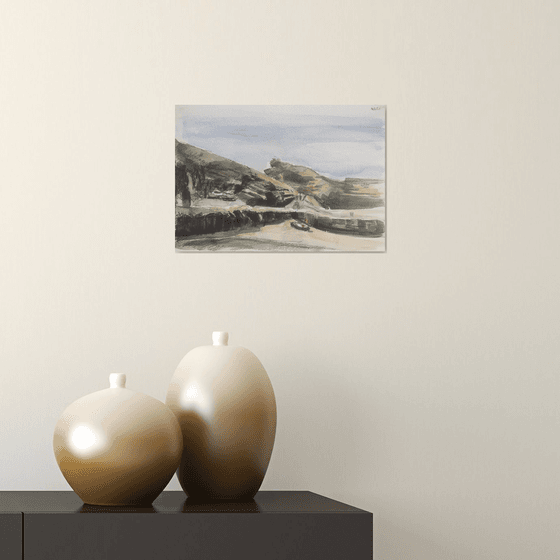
left=175, top=105, right=385, bottom=180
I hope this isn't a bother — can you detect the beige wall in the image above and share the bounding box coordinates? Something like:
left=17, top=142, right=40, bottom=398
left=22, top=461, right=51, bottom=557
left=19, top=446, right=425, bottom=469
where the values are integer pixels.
left=1, top=0, right=560, bottom=558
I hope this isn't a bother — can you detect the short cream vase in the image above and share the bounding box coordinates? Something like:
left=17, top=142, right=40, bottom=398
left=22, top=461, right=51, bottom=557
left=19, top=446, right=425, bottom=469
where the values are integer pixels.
left=54, top=373, right=183, bottom=506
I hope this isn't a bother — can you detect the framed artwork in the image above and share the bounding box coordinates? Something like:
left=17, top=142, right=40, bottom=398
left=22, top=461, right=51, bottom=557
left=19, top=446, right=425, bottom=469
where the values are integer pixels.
left=175, top=105, right=386, bottom=252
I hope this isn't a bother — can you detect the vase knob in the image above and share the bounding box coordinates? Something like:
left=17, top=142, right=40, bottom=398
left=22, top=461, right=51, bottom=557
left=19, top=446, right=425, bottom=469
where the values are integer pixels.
left=109, top=373, right=126, bottom=388
left=212, top=332, right=229, bottom=346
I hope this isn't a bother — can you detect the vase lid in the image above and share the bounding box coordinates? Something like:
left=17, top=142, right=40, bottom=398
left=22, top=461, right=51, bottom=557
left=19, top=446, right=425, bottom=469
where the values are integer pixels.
left=212, top=332, right=229, bottom=346
left=109, top=373, right=127, bottom=388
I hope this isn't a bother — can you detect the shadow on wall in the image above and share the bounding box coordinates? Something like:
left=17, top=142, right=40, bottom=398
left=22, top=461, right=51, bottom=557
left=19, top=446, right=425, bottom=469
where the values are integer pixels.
left=375, top=518, right=473, bottom=560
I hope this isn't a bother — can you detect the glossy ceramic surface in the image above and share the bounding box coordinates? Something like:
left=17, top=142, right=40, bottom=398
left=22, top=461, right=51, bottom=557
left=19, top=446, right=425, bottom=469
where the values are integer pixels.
left=53, top=374, right=182, bottom=506
left=166, top=332, right=277, bottom=501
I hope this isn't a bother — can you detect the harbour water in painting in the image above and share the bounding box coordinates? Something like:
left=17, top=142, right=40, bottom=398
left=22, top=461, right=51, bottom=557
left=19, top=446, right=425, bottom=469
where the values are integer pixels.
left=175, top=106, right=386, bottom=252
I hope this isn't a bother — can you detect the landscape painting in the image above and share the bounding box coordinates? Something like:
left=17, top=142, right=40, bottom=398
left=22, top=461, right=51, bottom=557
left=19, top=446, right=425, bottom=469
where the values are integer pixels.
left=175, top=105, right=386, bottom=252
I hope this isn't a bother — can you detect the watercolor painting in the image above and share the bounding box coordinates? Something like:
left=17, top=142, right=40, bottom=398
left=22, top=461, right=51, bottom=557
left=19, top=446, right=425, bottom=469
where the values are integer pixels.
left=175, top=105, right=386, bottom=252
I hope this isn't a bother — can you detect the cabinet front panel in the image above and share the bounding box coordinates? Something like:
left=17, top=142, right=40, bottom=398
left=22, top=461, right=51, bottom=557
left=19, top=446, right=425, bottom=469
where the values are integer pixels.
left=0, top=513, right=21, bottom=560
left=24, top=512, right=372, bottom=560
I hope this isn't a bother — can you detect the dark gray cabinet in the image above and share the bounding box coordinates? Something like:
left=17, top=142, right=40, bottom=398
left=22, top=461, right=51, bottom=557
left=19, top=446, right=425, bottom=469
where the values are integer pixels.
left=1, top=491, right=373, bottom=559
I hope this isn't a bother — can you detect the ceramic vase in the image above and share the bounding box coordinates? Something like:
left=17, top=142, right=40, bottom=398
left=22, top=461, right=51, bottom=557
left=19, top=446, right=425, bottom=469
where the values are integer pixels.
left=53, top=373, right=182, bottom=506
left=166, top=332, right=277, bottom=501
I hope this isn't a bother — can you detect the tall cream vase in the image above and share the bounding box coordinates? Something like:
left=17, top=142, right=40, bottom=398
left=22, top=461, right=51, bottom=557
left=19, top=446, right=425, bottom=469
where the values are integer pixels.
left=166, top=332, right=277, bottom=501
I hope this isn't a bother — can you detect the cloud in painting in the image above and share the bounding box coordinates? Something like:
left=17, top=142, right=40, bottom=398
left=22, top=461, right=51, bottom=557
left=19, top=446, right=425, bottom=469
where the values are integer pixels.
left=175, top=106, right=385, bottom=180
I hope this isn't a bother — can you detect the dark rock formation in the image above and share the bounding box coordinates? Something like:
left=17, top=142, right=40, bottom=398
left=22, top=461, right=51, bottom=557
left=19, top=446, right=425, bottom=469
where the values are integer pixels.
left=176, top=207, right=384, bottom=238
left=292, top=211, right=385, bottom=237
left=176, top=208, right=289, bottom=237
left=175, top=141, right=295, bottom=207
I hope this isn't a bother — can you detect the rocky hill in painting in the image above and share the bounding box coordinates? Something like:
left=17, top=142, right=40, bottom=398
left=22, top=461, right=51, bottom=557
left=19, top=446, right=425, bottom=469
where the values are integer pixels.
left=263, top=159, right=384, bottom=210
left=175, top=142, right=386, bottom=240
left=175, top=141, right=385, bottom=212
left=175, top=141, right=296, bottom=207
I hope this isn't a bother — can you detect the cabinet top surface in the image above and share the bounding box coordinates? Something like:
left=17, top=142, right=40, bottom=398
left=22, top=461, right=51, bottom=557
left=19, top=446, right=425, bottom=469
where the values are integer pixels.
left=0, top=491, right=371, bottom=514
